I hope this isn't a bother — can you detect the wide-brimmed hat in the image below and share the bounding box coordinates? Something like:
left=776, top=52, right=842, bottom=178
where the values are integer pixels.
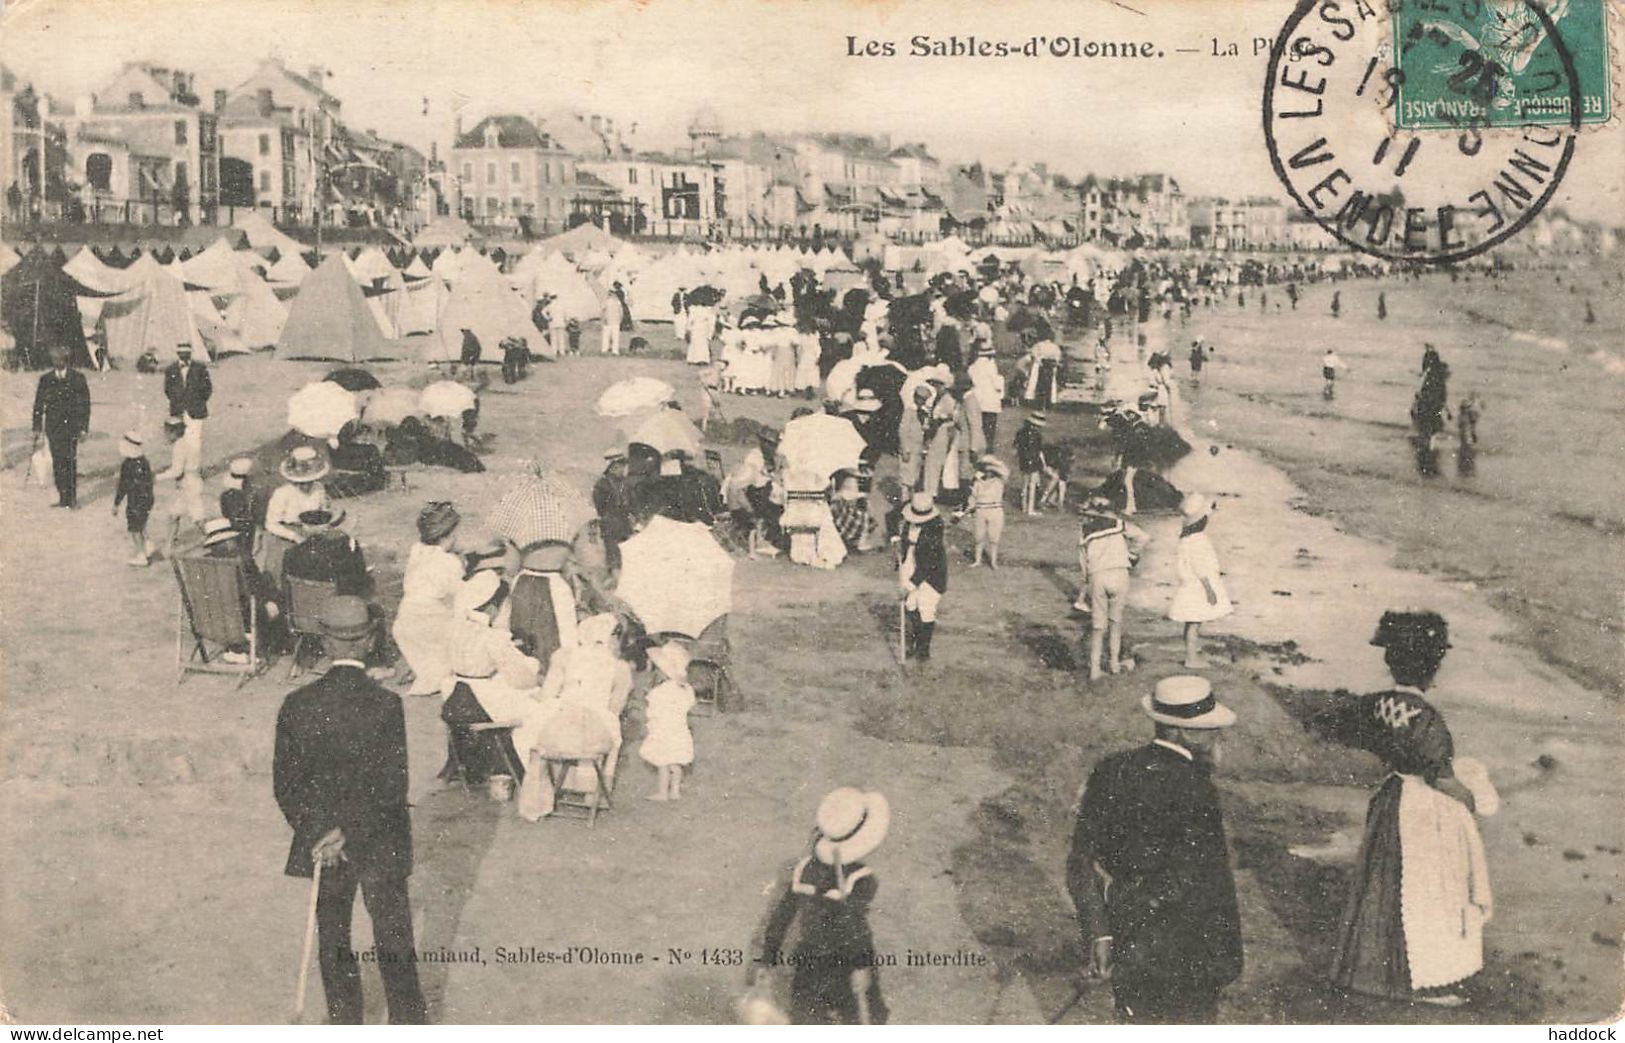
left=174, top=342, right=194, bottom=355
left=280, top=446, right=330, bottom=483
left=201, top=517, right=239, bottom=547
left=454, top=571, right=502, bottom=617
left=1180, top=492, right=1213, bottom=521
left=298, top=508, right=346, bottom=530
left=228, top=457, right=255, bottom=478
left=319, top=595, right=375, bottom=640
left=119, top=430, right=144, bottom=458
left=1369, top=609, right=1450, bottom=650
left=417, top=501, right=460, bottom=543
left=1141, top=675, right=1236, bottom=729
left=976, top=455, right=1009, bottom=479
left=1024, top=411, right=1047, bottom=428
left=648, top=641, right=691, bottom=683
left=814, top=788, right=891, bottom=866
left=902, top=491, right=939, bottom=524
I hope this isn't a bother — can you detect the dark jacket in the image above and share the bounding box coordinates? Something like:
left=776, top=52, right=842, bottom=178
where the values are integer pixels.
left=163, top=359, right=213, bottom=419
left=32, top=368, right=91, bottom=437
left=273, top=664, right=412, bottom=879
left=1066, top=742, right=1242, bottom=992
left=284, top=533, right=371, bottom=597
left=900, top=515, right=948, bottom=593
left=115, top=457, right=155, bottom=514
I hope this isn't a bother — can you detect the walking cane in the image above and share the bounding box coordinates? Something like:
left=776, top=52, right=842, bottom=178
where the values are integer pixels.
left=1046, top=977, right=1095, bottom=1024
left=898, top=597, right=908, bottom=665
left=293, top=858, right=323, bottom=1022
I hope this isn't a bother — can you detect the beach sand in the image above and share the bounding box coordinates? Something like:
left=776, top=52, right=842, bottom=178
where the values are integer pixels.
left=0, top=301, right=1619, bottom=1023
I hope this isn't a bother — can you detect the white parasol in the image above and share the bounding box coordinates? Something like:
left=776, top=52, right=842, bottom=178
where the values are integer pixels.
left=615, top=516, right=735, bottom=638
left=596, top=376, right=675, bottom=418
left=779, top=413, right=867, bottom=486
left=286, top=381, right=359, bottom=440
left=419, top=380, right=479, bottom=420
left=628, top=409, right=703, bottom=458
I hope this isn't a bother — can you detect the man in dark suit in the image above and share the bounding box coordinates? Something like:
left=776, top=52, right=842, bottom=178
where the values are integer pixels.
left=1066, top=675, right=1242, bottom=1023
left=31, top=346, right=91, bottom=508
left=273, top=596, right=427, bottom=1024
left=162, top=342, right=212, bottom=430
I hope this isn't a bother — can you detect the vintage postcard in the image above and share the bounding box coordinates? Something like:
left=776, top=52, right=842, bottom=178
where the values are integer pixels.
left=1, top=0, right=1621, bottom=1029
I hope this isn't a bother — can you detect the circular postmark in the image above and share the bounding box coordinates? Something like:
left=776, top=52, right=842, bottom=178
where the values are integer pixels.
left=1263, top=0, right=1584, bottom=264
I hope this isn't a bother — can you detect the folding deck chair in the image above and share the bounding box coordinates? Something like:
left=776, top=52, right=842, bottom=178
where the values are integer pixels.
left=283, top=576, right=339, bottom=680
left=172, top=555, right=264, bottom=686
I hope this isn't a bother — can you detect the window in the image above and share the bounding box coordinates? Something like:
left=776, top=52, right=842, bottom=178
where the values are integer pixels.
left=174, top=120, right=188, bottom=145
left=461, top=161, right=472, bottom=183
left=543, top=198, right=552, bottom=217
left=258, top=133, right=271, bottom=156
left=485, top=196, right=498, bottom=216
left=128, top=92, right=144, bottom=107
left=541, top=161, right=552, bottom=185
left=85, top=154, right=113, bottom=192
left=174, top=162, right=188, bottom=190
left=562, top=163, right=571, bottom=184
left=510, top=196, right=522, bottom=214
left=510, top=161, right=521, bottom=182
left=485, top=162, right=496, bottom=184
left=259, top=170, right=271, bottom=193
left=628, top=167, right=637, bottom=185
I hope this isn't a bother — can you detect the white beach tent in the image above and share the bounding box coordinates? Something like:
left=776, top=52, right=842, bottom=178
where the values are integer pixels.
left=398, top=255, right=439, bottom=336
left=414, top=215, right=478, bottom=248
left=347, top=246, right=405, bottom=339
left=94, top=255, right=208, bottom=363
left=529, top=252, right=599, bottom=329
left=433, top=255, right=536, bottom=363
left=231, top=210, right=307, bottom=260
left=275, top=253, right=404, bottom=362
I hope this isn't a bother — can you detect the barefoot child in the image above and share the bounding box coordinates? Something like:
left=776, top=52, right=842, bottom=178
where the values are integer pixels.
left=1014, top=412, right=1047, bottom=515
left=969, top=455, right=1007, bottom=568
left=1168, top=493, right=1232, bottom=668
left=112, top=430, right=154, bottom=566
left=641, top=642, right=696, bottom=801
left=1077, top=495, right=1150, bottom=680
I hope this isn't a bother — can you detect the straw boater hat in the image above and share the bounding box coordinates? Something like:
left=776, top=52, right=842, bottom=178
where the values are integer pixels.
left=647, top=641, right=691, bottom=683
left=1024, top=411, right=1047, bottom=428
left=417, top=501, right=460, bottom=544
left=119, top=430, right=144, bottom=459
left=280, top=445, right=330, bottom=484
left=319, top=595, right=376, bottom=640
left=976, top=454, right=1009, bottom=479
left=902, top=491, right=940, bottom=524
left=454, top=571, right=502, bottom=618
left=814, top=788, right=891, bottom=866
left=201, top=517, right=239, bottom=547
left=1180, top=492, right=1213, bottom=521
left=1141, top=675, right=1236, bottom=729
left=228, top=457, right=254, bottom=479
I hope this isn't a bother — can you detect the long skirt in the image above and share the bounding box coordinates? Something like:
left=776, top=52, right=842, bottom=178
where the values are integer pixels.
left=392, top=603, right=455, bottom=696
left=508, top=572, right=577, bottom=673
left=1330, top=775, right=1410, bottom=998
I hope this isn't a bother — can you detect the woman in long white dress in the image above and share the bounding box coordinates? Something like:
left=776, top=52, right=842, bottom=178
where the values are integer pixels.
left=392, top=502, right=466, bottom=697
left=686, top=303, right=717, bottom=366
left=447, top=572, right=550, bottom=754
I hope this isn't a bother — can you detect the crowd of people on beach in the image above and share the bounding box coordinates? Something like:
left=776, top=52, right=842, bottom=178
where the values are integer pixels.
left=18, top=236, right=1514, bottom=1026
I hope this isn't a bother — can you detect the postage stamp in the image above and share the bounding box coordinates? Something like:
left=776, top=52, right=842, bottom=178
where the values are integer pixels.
left=1263, top=0, right=1583, bottom=263
left=1393, top=0, right=1613, bottom=130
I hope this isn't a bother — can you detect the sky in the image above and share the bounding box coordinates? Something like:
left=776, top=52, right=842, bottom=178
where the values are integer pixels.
left=3, top=0, right=1620, bottom=222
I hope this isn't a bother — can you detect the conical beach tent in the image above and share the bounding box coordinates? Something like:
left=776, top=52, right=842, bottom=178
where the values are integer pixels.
left=1, top=253, right=98, bottom=368
left=97, top=259, right=207, bottom=364
left=433, top=258, right=535, bottom=362
left=276, top=254, right=403, bottom=361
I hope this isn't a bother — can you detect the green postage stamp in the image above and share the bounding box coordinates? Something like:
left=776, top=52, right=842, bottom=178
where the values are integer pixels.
left=1393, top=0, right=1612, bottom=129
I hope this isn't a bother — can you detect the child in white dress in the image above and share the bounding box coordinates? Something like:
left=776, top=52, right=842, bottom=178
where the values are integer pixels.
left=1167, top=492, right=1233, bottom=668
left=640, top=642, right=696, bottom=801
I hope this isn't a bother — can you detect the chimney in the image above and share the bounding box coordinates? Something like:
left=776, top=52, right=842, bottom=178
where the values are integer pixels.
left=214, top=89, right=227, bottom=113
left=258, top=88, right=273, bottom=118
left=454, top=113, right=463, bottom=142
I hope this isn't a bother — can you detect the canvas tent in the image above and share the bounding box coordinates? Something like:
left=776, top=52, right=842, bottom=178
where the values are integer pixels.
left=537, top=222, right=618, bottom=261
left=434, top=255, right=536, bottom=363
left=231, top=210, right=307, bottom=260
left=528, top=252, right=599, bottom=327
left=414, top=216, right=479, bottom=248
left=1, top=253, right=99, bottom=368
left=276, top=254, right=404, bottom=362
left=346, top=247, right=406, bottom=338
left=96, top=256, right=208, bottom=364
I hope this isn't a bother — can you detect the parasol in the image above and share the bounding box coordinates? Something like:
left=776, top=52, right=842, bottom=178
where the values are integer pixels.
left=487, top=467, right=593, bottom=547
left=286, top=381, right=359, bottom=440
left=419, top=380, right=479, bottom=420
left=779, top=413, right=866, bottom=486
left=596, top=376, right=675, bottom=418
left=615, top=516, right=735, bottom=638
left=325, top=367, right=382, bottom=391
left=362, top=386, right=423, bottom=427
left=628, top=410, right=703, bottom=458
